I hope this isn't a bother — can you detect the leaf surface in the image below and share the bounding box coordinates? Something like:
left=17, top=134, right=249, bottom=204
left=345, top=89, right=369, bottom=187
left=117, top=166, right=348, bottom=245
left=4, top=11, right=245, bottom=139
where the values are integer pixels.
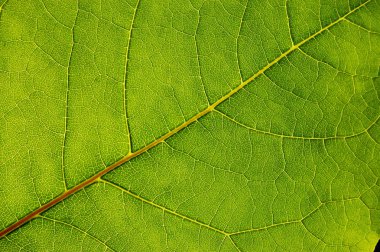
left=0, top=0, right=380, bottom=251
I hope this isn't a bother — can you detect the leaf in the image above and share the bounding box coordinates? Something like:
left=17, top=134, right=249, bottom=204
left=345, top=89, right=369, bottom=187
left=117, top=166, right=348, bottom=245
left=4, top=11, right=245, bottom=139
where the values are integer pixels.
left=0, top=0, right=379, bottom=251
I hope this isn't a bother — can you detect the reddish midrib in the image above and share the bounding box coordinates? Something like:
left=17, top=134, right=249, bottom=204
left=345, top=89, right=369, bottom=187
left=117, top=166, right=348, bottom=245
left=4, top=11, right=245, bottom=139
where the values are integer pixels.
left=0, top=151, right=138, bottom=238
left=0, top=105, right=210, bottom=238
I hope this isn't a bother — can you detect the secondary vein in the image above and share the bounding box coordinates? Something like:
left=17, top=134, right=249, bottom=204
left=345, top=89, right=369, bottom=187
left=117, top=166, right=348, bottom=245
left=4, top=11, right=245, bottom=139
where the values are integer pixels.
left=60, top=0, right=79, bottom=192
left=99, top=179, right=229, bottom=236
left=123, top=0, right=141, bottom=153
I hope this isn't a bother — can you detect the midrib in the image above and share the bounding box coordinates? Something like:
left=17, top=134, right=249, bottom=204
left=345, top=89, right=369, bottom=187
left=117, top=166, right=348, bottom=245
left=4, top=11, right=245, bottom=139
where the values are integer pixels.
left=0, top=0, right=371, bottom=238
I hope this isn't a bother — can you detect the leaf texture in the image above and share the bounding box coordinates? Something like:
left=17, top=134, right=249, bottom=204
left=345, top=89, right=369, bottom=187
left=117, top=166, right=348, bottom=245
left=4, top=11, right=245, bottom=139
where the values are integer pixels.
left=0, top=0, right=380, bottom=251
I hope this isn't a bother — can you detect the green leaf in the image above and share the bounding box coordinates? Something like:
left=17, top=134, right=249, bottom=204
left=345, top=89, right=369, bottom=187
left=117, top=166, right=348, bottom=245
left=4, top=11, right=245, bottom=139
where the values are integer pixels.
left=1, top=0, right=379, bottom=251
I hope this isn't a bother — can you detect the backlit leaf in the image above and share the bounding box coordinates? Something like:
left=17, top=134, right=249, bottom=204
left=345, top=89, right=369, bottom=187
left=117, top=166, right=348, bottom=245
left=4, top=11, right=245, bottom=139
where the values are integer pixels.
left=0, top=0, right=379, bottom=251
